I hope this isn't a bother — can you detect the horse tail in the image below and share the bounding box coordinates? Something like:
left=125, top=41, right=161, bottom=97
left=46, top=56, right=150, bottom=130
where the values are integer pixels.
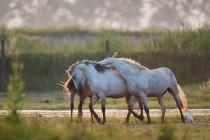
left=177, top=84, right=187, bottom=110
left=57, top=78, right=71, bottom=95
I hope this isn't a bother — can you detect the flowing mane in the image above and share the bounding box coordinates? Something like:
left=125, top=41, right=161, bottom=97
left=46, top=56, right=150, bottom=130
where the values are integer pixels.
left=118, top=58, right=148, bottom=70
left=68, top=60, right=107, bottom=74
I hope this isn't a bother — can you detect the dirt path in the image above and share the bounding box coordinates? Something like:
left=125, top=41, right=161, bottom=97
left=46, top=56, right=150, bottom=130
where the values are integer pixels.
left=0, top=109, right=210, bottom=118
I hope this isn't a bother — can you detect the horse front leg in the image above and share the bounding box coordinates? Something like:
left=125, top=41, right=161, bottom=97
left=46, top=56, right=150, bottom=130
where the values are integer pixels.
left=70, top=102, right=74, bottom=123
left=89, top=95, right=101, bottom=124
left=124, top=111, right=131, bottom=124
left=157, top=96, right=166, bottom=123
left=138, top=99, right=144, bottom=121
left=101, top=97, right=106, bottom=124
left=89, top=96, right=94, bottom=123
left=128, top=95, right=144, bottom=121
left=70, top=92, right=75, bottom=123
left=78, top=96, right=84, bottom=122
left=141, top=95, right=151, bottom=124
left=124, top=96, right=131, bottom=124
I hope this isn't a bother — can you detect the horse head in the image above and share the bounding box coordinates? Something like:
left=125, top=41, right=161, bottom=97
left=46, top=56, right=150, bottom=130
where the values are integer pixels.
left=97, top=57, right=116, bottom=69
left=66, top=62, right=88, bottom=90
left=96, top=52, right=118, bottom=68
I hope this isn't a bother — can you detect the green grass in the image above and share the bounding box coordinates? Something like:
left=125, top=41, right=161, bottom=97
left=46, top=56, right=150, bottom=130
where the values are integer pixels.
left=0, top=115, right=210, bottom=140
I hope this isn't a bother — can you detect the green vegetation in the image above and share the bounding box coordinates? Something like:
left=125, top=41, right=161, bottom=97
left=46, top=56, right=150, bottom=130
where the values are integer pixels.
left=0, top=26, right=210, bottom=92
left=0, top=82, right=210, bottom=110
left=0, top=116, right=210, bottom=140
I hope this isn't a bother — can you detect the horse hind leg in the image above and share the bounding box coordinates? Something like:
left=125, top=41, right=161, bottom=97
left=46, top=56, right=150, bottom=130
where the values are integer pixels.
left=157, top=96, right=166, bottom=123
left=168, top=87, right=185, bottom=123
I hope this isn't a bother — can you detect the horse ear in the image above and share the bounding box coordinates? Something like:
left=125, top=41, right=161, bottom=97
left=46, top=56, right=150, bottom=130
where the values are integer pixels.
left=112, top=52, right=118, bottom=58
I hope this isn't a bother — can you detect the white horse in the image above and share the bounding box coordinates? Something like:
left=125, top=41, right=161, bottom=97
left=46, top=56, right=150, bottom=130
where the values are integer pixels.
left=66, top=60, right=144, bottom=124
left=97, top=53, right=187, bottom=123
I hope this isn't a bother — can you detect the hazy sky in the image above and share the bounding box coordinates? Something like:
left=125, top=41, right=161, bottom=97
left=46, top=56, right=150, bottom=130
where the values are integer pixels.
left=1, top=0, right=210, bottom=30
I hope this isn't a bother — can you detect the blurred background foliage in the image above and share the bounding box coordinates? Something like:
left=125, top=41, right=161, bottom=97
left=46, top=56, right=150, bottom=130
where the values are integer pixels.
left=0, top=26, right=209, bottom=92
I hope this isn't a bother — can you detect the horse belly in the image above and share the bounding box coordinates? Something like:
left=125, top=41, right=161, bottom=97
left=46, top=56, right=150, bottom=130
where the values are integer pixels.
left=147, top=80, right=169, bottom=96
left=106, top=85, right=129, bottom=98
left=147, top=88, right=168, bottom=97
left=106, top=72, right=129, bottom=98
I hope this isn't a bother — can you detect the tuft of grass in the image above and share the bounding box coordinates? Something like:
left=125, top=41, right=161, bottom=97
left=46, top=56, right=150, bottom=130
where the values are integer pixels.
left=4, top=31, right=26, bottom=123
left=158, top=125, right=176, bottom=140
left=1, top=116, right=210, bottom=140
left=199, top=79, right=210, bottom=94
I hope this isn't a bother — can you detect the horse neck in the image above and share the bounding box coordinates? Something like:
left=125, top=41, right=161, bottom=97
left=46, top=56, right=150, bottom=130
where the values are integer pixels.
left=82, top=65, right=98, bottom=85
left=113, top=60, right=134, bottom=80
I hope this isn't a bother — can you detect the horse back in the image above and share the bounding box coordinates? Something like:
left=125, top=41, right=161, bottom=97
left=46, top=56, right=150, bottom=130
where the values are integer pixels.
left=130, top=67, right=173, bottom=95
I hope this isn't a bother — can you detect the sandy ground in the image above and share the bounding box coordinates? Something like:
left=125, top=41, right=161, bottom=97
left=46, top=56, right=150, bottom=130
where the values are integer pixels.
left=0, top=109, right=210, bottom=118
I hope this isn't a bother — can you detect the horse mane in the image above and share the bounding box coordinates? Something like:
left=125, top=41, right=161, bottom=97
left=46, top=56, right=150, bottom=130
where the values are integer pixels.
left=118, top=58, right=148, bottom=70
left=69, top=60, right=107, bottom=74
left=61, top=77, right=73, bottom=95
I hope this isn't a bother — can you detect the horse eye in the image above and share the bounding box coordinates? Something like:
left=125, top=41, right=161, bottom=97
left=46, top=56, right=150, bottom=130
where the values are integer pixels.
left=72, top=76, right=75, bottom=79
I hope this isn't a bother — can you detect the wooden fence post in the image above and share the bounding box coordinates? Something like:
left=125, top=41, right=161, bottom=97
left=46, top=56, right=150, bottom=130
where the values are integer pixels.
left=105, top=40, right=110, bottom=57
left=0, top=38, right=6, bottom=91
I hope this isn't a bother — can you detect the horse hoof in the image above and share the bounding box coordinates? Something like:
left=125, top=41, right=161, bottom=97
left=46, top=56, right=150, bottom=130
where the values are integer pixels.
left=96, top=118, right=102, bottom=124
left=102, top=121, right=106, bottom=125
left=138, top=115, right=144, bottom=121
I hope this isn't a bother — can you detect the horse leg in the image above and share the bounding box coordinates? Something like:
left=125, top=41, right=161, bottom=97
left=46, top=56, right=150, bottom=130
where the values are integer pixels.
left=169, top=88, right=186, bottom=123
left=70, top=92, right=75, bottom=123
left=89, top=96, right=94, bottom=123
left=141, top=94, right=151, bottom=124
left=99, top=93, right=106, bottom=124
left=128, top=95, right=144, bottom=121
left=70, top=102, right=74, bottom=123
left=157, top=96, right=166, bottom=123
left=101, top=100, right=106, bottom=124
left=89, top=94, right=101, bottom=124
left=138, top=99, right=144, bottom=121
left=123, top=96, right=131, bottom=124
left=78, top=96, right=83, bottom=122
